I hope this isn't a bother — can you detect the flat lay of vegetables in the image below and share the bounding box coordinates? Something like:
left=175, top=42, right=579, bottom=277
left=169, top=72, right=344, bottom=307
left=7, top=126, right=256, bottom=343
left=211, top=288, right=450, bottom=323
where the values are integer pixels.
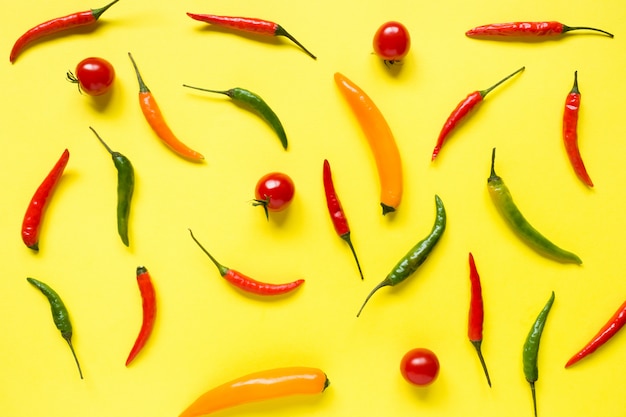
left=4, top=2, right=625, bottom=417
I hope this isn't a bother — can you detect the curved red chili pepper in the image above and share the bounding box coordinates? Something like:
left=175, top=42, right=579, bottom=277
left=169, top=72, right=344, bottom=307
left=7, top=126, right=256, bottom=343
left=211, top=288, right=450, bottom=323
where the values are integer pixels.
left=465, top=22, right=613, bottom=38
left=21, top=149, right=70, bottom=251
left=565, top=299, right=626, bottom=368
left=468, top=253, right=491, bottom=387
left=563, top=71, right=593, bottom=187
left=432, top=66, right=524, bottom=161
left=9, top=0, right=120, bottom=63
left=188, top=229, right=304, bottom=296
left=322, top=159, right=364, bottom=280
left=126, top=266, right=157, bottom=366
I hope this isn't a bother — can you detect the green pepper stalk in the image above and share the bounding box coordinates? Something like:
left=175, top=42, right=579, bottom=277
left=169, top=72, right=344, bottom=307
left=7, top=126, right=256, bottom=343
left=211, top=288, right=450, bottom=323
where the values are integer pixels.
left=487, top=148, right=582, bottom=264
left=523, top=291, right=555, bottom=417
left=356, top=195, right=446, bottom=317
left=182, top=84, right=288, bottom=150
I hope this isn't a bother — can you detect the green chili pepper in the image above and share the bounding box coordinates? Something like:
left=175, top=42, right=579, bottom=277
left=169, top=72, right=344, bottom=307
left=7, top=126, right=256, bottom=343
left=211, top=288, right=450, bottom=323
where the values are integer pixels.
left=357, top=195, right=446, bottom=317
left=27, top=277, right=83, bottom=379
left=89, top=126, right=135, bottom=247
left=487, top=148, right=581, bottom=264
left=182, top=84, right=288, bottom=150
left=523, top=291, right=555, bottom=417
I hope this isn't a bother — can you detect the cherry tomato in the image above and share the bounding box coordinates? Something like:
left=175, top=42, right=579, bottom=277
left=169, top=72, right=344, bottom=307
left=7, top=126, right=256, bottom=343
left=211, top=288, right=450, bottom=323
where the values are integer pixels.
left=253, top=172, right=295, bottom=219
left=373, top=21, right=411, bottom=65
left=400, top=348, right=440, bottom=386
left=67, top=57, right=115, bottom=96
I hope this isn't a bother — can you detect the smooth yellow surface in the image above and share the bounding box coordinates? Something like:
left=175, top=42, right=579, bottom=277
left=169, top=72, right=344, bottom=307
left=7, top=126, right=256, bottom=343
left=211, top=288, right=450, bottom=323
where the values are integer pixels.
left=2, top=1, right=626, bottom=416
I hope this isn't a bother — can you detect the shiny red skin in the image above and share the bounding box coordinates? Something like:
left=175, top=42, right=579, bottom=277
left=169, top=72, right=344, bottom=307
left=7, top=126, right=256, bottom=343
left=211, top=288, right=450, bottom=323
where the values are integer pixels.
left=254, top=172, right=295, bottom=212
left=373, top=21, right=411, bottom=62
left=400, top=348, right=440, bottom=386
left=74, top=57, right=115, bottom=96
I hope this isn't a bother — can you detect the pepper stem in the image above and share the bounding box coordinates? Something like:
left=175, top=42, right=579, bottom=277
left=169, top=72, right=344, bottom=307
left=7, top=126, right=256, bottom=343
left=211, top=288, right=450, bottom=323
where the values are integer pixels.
left=275, top=25, right=317, bottom=60
left=529, top=381, right=538, bottom=417
left=479, top=66, right=525, bottom=98
left=91, top=0, right=120, bottom=20
left=89, top=126, right=115, bottom=155
left=63, top=335, right=84, bottom=379
left=471, top=340, right=492, bottom=387
left=356, top=277, right=392, bottom=317
left=562, top=25, right=614, bottom=38
left=488, top=147, right=499, bottom=181
left=188, top=229, right=229, bottom=276
left=182, top=84, right=233, bottom=98
left=341, top=232, right=364, bottom=280
left=128, top=52, right=150, bottom=93
left=570, top=71, right=579, bottom=95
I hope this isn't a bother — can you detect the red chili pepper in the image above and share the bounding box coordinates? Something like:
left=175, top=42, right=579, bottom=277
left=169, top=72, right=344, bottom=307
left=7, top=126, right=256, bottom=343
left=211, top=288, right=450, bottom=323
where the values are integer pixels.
left=432, top=66, right=524, bottom=161
left=126, top=266, right=157, bottom=366
left=186, top=13, right=316, bottom=60
left=9, top=0, right=120, bottom=63
left=467, top=253, right=491, bottom=387
left=563, top=71, right=593, bottom=187
left=322, top=159, right=364, bottom=280
left=565, top=299, right=626, bottom=368
left=188, top=229, right=304, bottom=296
left=21, top=149, right=70, bottom=251
left=465, top=22, right=613, bottom=38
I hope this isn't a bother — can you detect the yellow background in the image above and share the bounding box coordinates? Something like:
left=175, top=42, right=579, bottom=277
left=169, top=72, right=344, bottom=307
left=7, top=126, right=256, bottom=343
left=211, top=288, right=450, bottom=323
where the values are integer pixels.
left=2, top=1, right=626, bottom=416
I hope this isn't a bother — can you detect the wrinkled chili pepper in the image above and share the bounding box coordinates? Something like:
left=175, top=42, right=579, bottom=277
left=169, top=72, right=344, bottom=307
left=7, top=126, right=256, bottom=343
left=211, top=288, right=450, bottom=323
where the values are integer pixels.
left=334, top=72, right=403, bottom=215
left=563, top=71, right=593, bottom=187
left=487, top=148, right=582, bottom=264
left=357, top=195, right=446, bottom=317
left=178, top=366, right=329, bottom=417
left=27, top=277, right=83, bottom=379
left=565, top=299, right=626, bottom=368
left=468, top=252, right=491, bottom=387
left=182, top=84, right=288, bottom=150
left=432, top=67, right=524, bottom=161
left=126, top=266, right=156, bottom=366
left=90, top=127, right=134, bottom=247
left=128, top=53, right=204, bottom=161
left=322, top=159, right=364, bottom=280
left=188, top=229, right=304, bottom=296
left=10, top=0, right=120, bottom=63
left=523, top=291, right=555, bottom=417
left=186, top=13, right=316, bottom=60
left=21, top=148, right=70, bottom=251
left=466, top=21, right=613, bottom=38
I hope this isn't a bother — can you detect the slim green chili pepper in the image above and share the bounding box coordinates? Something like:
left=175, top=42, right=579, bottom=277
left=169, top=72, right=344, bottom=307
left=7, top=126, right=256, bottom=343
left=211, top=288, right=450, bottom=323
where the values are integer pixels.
left=89, top=126, right=135, bottom=247
left=487, top=148, right=581, bottom=264
left=357, top=195, right=446, bottom=317
left=27, top=277, right=83, bottom=379
left=523, top=291, right=555, bottom=417
left=182, top=84, right=288, bottom=150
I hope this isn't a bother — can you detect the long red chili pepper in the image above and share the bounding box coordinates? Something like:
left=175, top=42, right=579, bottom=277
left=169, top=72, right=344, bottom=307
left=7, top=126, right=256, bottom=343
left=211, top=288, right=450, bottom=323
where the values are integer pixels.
left=9, top=0, right=120, bottom=63
left=186, top=13, right=316, bottom=60
left=188, top=229, right=304, bottom=296
left=431, top=66, right=524, bottom=161
left=563, top=71, right=593, bottom=187
left=465, top=22, right=614, bottom=38
left=565, top=299, right=626, bottom=368
left=126, top=266, right=157, bottom=366
left=21, top=149, right=70, bottom=251
left=467, top=253, right=491, bottom=387
left=322, top=159, right=364, bottom=280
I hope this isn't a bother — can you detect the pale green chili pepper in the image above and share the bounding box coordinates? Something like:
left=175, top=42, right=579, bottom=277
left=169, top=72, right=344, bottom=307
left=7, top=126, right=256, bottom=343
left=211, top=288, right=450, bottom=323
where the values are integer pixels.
left=89, top=126, right=135, bottom=247
left=27, top=277, right=83, bottom=379
left=487, top=148, right=581, bottom=264
left=523, top=291, right=555, bottom=417
left=182, top=84, right=288, bottom=150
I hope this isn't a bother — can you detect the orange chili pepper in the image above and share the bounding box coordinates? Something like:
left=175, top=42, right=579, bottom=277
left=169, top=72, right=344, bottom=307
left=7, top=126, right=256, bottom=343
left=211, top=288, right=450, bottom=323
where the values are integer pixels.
left=178, top=366, right=329, bottom=417
left=128, top=53, right=204, bottom=162
left=334, top=72, right=403, bottom=215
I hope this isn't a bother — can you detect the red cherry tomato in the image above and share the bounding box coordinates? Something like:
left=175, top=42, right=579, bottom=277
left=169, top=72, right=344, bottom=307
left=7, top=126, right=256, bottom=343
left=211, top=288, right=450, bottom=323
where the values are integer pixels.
left=67, top=57, right=115, bottom=96
left=400, top=348, right=440, bottom=386
left=373, top=21, right=411, bottom=65
left=253, top=172, right=295, bottom=219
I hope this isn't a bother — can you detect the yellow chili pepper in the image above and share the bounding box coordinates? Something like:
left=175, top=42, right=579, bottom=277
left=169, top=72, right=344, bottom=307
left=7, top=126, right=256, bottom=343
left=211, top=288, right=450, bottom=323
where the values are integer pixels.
left=178, top=366, right=329, bottom=417
left=334, top=72, right=403, bottom=215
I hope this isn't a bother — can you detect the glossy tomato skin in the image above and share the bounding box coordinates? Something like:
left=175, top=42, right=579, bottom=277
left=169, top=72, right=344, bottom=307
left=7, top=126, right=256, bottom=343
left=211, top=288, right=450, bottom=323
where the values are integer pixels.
left=373, top=21, right=411, bottom=63
left=400, top=348, right=440, bottom=386
left=254, top=172, right=295, bottom=215
left=71, top=57, right=115, bottom=96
